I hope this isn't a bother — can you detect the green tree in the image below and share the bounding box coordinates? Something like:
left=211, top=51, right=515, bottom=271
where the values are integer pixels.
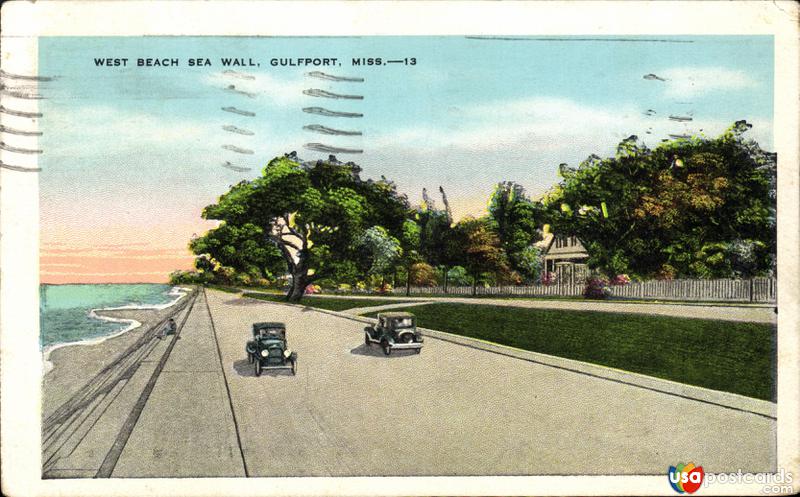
left=202, top=154, right=409, bottom=301
left=543, top=122, right=776, bottom=279
left=450, top=216, right=512, bottom=287
left=415, top=187, right=456, bottom=268
left=445, top=265, right=471, bottom=286
left=488, top=181, right=543, bottom=281
left=189, top=223, right=286, bottom=282
left=357, top=226, right=403, bottom=278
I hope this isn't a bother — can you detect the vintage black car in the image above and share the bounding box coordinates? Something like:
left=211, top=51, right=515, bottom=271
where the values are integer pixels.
left=364, top=311, right=423, bottom=356
left=245, top=322, right=297, bottom=376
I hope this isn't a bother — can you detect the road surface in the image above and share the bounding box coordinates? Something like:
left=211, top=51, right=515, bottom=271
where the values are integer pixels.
left=43, top=288, right=776, bottom=477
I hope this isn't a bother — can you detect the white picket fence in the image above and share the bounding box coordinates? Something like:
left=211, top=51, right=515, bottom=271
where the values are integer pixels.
left=393, top=278, right=777, bottom=303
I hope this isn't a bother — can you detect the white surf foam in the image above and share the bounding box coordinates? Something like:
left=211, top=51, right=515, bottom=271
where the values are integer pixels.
left=42, top=286, right=190, bottom=375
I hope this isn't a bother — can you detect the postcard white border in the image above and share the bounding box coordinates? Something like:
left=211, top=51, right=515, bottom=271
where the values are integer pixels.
left=1, top=1, right=798, bottom=496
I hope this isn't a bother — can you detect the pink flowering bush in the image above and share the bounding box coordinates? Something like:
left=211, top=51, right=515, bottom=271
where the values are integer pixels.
left=304, top=284, right=321, bottom=295
left=583, top=276, right=611, bottom=299
left=610, top=274, right=631, bottom=286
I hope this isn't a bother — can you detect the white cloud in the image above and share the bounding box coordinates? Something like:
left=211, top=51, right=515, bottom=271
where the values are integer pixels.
left=373, top=96, right=771, bottom=154
left=363, top=96, right=772, bottom=217
left=659, top=67, right=758, bottom=98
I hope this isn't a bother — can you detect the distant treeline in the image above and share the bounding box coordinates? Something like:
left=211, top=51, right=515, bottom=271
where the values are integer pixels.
left=170, top=121, right=776, bottom=301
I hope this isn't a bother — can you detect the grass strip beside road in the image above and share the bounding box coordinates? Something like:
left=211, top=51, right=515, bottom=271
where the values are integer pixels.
left=364, top=303, right=775, bottom=401
left=242, top=292, right=415, bottom=312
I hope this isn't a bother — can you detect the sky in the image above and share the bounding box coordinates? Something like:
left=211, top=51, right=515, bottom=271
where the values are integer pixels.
left=37, top=36, right=774, bottom=283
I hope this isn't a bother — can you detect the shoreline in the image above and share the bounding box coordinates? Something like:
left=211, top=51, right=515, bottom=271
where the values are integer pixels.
left=41, top=287, right=194, bottom=419
left=41, top=286, right=190, bottom=375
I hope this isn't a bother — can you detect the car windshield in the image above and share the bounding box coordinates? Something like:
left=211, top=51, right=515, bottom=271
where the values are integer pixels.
left=393, top=318, right=414, bottom=328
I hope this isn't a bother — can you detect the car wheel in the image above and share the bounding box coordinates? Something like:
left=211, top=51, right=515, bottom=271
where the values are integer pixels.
left=381, top=341, right=391, bottom=356
left=291, top=359, right=297, bottom=375
left=248, top=353, right=253, bottom=364
left=255, top=360, right=261, bottom=377
left=415, top=348, right=421, bottom=354
left=365, top=333, right=371, bottom=346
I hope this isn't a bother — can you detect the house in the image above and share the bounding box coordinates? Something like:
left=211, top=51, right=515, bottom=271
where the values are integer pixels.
left=536, top=232, right=590, bottom=284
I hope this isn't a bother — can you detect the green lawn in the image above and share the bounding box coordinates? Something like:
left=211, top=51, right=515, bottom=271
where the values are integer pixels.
left=242, top=292, right=415, bottom=312
left=365, top=303, right=776, bottom=400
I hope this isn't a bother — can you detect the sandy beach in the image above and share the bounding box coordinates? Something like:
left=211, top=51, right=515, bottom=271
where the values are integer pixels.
left=42, top=300, right=190, bottom=419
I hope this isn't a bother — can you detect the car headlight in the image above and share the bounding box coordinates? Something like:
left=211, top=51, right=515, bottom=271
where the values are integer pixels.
left=283, top=349, right=292, bottom=358
left=260, top=350, right=269, bottom=357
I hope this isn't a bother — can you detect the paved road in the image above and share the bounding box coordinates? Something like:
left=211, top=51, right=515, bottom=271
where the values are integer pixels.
left=44, top=288, right=776, bottom=477
left=207, top=290, right=775, bottom=476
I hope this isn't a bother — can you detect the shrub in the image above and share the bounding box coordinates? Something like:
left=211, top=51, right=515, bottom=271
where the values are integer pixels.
left=583, top=276, right=611, bottom=299
left=410, top=262, right=438, bottom=286
left=304, top=284, right=321, bottom=295
left=655, top=264, right=677, bottom=280
left=610, top=274, right=631, bottom=286
left=169, top=270, right=201, bottom=285
left=376, top=282, right=393, bottom=294
left=446, top=266, right=471, bottom=286
left=541, top=271, right=556, bottom=286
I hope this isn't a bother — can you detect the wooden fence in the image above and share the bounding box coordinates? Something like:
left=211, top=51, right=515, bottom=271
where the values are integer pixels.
left=393, top=278, right=777, bottom=303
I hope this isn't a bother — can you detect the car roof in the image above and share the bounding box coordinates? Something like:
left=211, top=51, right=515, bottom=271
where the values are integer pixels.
left=378, top=312, right=415, bottom=318
left=253, top=322, right=286, bottom=329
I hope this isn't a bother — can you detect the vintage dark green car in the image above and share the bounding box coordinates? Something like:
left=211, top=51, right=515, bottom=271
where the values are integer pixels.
left=245, top=322, right=297, bottom=376
left=364, top=311, right=423, bottom=356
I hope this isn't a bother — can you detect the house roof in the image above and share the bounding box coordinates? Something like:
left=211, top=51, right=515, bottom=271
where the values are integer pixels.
left=537, top=231, right=588, bottom=259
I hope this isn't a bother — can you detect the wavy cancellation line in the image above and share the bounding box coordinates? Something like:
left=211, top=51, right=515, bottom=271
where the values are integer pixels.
left=221, top=106, right=256, bottom=117
left=222, top=144, right=254, bottom=155
left=305, top=71, right=365, bottom=83
left=221, top=70, right=255, bottom=80
left=302, top=124, right=362, bottom=136
left=224, top=85, right=256, bottom=98
left=222, top=125, right=255, bottom=136
left=0, top=105, right=43, bottom=118
left=221, top=161, right=252, bottom=172
left=0, top=124, right=43, bottom=136
left=303, top=143, right=363, bottom=154
left=0, top=160, right=41, bottom=172
left=1, top=141, right=43, bottom=154
left=302, top=89, right=364, bottom=100
left=302, top=107, right=363, bottom=118
left=0, top=69, right=57, bottom=82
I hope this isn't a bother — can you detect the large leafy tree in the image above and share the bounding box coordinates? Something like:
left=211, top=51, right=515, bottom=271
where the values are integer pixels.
left=450, top=216, right=512, bottom=286
left=357, top=226, right=403, bottom=278
left=415, top=187, right=456, bottom=268
left=202, top=154, right=409, bottom=301
left=488, top=181, right=543, bottom=281
left=543, top=122, right=776, bottom=278
left=189, top=223, right=286, bottom=282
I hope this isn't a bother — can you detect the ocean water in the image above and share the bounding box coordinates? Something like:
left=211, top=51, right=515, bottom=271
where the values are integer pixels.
left=39, top=284, right=183, bottom=349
